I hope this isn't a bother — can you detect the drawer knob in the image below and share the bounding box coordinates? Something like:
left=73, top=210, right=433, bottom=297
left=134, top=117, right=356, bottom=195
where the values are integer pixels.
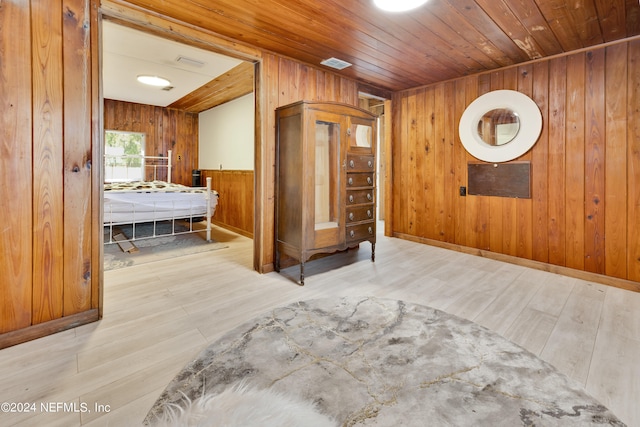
left=349, top=195, right=354, bottom=203
left=367, top=210, right=372, bottom=218
left=368, top=160, right=373, bottom=168
left=367, top=193, right=372, bottom=201
left=368, top=227, right=373, bottom=234
left=349, top=160, right=355, bottom=168
left=367, top=177, right=372, bottom=185
left=348, top=177, right=353, bottom=185
left=349, top=212, right=354, bottom=221
left=350, top=230, right=355, bottom=238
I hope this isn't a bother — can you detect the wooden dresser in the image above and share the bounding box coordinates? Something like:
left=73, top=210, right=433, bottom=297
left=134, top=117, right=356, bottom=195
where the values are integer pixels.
left=275, top=101, right=377, bottom=284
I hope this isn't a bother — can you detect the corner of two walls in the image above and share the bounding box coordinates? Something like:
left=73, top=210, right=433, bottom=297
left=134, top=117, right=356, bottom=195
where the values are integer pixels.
left=198, top=93, right=255, bottom=237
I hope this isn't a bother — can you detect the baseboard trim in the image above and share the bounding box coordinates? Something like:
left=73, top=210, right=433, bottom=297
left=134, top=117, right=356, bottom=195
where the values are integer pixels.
left=211, top=220, right=253, bottom=239
left=393, top=232, right=640, bottom=293
left=0, top=309, right=100, bottom=349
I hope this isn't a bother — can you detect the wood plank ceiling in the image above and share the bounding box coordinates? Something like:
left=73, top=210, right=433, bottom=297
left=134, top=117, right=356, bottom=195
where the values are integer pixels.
left=113, top=0, right=640, bottom=92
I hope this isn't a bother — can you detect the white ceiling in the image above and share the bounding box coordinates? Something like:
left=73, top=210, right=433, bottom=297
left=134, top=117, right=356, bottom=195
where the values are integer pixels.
left=102, top=21, right=242, bottom=107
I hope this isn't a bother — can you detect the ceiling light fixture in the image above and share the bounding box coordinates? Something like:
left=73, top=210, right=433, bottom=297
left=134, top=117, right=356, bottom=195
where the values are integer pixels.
left=136, top=75, right=172, bottom=87
left=373, top=0, right=428, bottom=12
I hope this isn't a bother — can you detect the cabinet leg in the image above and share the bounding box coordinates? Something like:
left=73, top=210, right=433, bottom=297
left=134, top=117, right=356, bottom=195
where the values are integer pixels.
left=300, top=262, right=305, bottom=286
left=371, top=243, right=375, bottom=262
left=275, top=251, right=281, bottom=272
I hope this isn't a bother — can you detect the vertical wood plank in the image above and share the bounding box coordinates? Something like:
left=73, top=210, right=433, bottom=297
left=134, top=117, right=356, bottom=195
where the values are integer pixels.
left=548, top=56, right=567, bottom=266
left=604, top=43, right=628, bottom=279
left=393, top=92, right=408, bottom=234
left=258, top=56, right=278, bottom=271
left=62, top=0, right=93, bottom=316
left=90, top=0, right=101, bottom=313
left=443, top=81, right=456, bottom=242
left=565, top=52, right=586, bottom=271
left=383, top=98, right=394, bottom=236
left=584, top=48, right=606, bottom=274
left=453, top=79, right=467, bottom=245
left=463, top=75, right=482, bottom=249
left=413, top=88, right=425, bottom=237
left=433, top=83, right=446, bottom=241
left=532, top=60, right=550, bottom=263
left=421, top=87, right=436, bottom=238
left=407, top=90, right=418, bottom=235
left=516, top=64, right=534, bottom=260
left=32, top=0, right=65, bottom=323
left=315, top=71, right=326, bottom=102
left=155, top=106, right=165, bottom=163
left=502, top=68, right=518, bottom=257
left=488, top=72, right=504, bottom=254
left=0, top=0, right=33, bottom=333
left=627, top=40, right=640, bottom=281
left=475, top=74, right=491, bottom=251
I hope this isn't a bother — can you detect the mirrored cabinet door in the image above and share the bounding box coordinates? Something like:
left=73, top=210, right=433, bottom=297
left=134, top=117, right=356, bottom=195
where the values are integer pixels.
left=314, top=121, right=340, bottom=231
left=349, top=118, right=374, bottom=153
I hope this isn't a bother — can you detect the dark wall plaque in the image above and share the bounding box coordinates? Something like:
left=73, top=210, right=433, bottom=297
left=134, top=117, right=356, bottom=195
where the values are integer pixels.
left=467, top=161, right=531, bottom=198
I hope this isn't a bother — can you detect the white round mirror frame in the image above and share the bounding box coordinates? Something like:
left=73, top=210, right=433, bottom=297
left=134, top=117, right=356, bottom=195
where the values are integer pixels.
left=458, top=90, right=542, bottom=163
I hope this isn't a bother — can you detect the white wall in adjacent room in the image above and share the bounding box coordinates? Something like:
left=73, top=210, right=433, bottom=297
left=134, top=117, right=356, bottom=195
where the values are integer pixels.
left=198, top=93, right=254, bottom=170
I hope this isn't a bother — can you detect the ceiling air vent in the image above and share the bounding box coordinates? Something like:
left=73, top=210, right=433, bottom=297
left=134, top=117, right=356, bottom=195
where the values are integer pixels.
left=176, top=56, right=206, bottom=67
left=321, top=57, right=352, bottom=70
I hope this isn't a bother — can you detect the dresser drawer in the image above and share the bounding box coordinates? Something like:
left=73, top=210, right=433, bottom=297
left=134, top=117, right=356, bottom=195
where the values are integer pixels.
left=347, top=173, right=374, bottom=188
left=347, top=205, right=374, bottom=223
left=347, top=155, right=375, bottom=172
left=347, top=189, right=374, bottom=205
left=346, top=223, right=375, bottom=242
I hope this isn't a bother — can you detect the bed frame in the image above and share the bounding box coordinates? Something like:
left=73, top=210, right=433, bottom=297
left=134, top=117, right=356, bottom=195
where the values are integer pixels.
left=103, top=150, right=217, bottom=245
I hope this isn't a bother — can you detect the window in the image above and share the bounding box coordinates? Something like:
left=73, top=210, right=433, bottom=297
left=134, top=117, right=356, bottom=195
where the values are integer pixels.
left=104, top=130, right=145, bottom=182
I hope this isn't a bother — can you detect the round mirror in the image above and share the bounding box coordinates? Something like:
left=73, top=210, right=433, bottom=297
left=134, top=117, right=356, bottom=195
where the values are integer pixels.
left=459, top=90, right=542, bottom=163
left=477, top=108, right=520, bottom=146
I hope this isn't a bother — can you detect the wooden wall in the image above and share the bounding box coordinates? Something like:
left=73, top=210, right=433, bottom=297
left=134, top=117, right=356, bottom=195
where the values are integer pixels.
left=392, top=40, right=640, bottom=289
left=103, top=99, right=199, bottom=186
left=201, top=170, right=254, bottom=238
left=0, top=0, right=100, bottom=348
left=254, top=54, right=361, bottom=272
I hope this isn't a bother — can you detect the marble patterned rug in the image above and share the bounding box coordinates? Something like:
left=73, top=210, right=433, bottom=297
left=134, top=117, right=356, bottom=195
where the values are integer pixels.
left=145, top=296, right=625, bottom=426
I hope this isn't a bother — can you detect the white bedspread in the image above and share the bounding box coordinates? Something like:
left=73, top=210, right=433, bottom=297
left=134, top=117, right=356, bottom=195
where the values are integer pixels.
left=104, top=181, right=218, bottom=225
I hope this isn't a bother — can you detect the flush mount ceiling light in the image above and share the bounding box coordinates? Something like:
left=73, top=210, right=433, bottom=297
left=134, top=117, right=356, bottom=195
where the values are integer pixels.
left=373, top=0, right=428, bottom=12
left=136, top=75, right=172, bottom=87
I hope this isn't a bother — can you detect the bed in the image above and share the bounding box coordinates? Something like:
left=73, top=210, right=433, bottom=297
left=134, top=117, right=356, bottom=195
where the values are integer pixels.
left=103, top=150, right=219, bottom=244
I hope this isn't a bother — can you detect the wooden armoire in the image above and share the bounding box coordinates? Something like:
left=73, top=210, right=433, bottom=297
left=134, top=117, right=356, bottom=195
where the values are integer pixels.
left=275, top=101, right=377, bottom=285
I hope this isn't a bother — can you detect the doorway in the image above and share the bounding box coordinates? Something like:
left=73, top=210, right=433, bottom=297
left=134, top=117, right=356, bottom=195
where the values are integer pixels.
left=358, top=93, right=391, bottom=231
left=98, top=16, right=261, bottom=277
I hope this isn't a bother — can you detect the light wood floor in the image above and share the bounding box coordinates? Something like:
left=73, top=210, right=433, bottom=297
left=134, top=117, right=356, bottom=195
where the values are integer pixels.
left=1, top=224, right=638, bottom=426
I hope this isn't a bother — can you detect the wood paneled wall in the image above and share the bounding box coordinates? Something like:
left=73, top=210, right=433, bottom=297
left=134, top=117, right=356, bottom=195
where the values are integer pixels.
left=392, top=40, right=640, bottom=289
left=1, top=0, right=99, bottom=348
left=103, top=99, right=198, bottom=186
left=254, top=54, right=361, bottom=272
left=201, top=170, right=254, bottom=238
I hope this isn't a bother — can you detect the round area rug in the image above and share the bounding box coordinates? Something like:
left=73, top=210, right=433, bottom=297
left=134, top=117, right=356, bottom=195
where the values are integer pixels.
left=144, top=296, right=625, bottom=426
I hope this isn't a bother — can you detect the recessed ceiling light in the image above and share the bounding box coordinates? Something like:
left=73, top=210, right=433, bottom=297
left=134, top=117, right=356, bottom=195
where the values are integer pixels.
left=136, top=75, right=172, bottom=87
left=373, top=0, right=428, bottom=12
